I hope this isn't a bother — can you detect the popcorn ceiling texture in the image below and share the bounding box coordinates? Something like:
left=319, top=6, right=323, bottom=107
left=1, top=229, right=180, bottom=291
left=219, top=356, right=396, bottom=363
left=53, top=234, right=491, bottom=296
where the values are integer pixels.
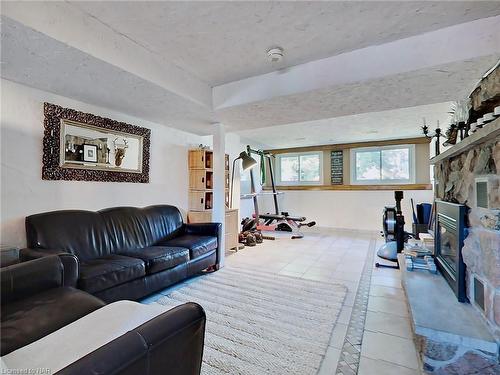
left=3, top=2, right=500, bottom=137
left=70, top=1, right=500, bottom=86
left=218, top=56, right=500, bottom=131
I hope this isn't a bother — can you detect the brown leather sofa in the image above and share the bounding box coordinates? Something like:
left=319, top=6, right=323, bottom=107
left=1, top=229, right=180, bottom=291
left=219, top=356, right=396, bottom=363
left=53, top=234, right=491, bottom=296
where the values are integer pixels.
left=1, top=256, right=206, bottom=375
left=20, top=205, right=221, bottom=302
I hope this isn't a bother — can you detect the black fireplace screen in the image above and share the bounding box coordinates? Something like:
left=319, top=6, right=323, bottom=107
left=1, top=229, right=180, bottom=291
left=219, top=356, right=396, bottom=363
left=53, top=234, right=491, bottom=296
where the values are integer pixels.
left=435, top=201, right=467, bottom=302
left=438, top=222, right=458, bottom=274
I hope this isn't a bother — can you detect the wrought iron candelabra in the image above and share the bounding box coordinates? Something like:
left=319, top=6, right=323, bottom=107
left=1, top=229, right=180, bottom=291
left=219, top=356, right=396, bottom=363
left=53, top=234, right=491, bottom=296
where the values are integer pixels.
left=422, top=118, right=442, bottom=156
left=457, top=122, right=468, bottom=140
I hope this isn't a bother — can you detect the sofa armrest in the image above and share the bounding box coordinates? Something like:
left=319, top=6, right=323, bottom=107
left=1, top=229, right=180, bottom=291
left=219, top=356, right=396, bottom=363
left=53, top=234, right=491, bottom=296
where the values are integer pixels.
left=185, top=222, right=222, bottom=267
left=55, top=302, right=206, bottom=375
left=185, top=222, right=222, bottom=238
left=20, top=248, right=79, bottom=287
left=1, top=256, right=64, bottom=304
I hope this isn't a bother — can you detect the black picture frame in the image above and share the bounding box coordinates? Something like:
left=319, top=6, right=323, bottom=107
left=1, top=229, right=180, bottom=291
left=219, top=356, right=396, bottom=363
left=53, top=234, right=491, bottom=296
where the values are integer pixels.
left=82, top=144, right=98, bottom=163
left=330, top=150, right=343, bottom=185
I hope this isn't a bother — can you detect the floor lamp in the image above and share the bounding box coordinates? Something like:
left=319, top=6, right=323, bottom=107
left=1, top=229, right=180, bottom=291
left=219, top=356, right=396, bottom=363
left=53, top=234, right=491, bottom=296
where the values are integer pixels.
left=230, top=151, right=258, bottom=208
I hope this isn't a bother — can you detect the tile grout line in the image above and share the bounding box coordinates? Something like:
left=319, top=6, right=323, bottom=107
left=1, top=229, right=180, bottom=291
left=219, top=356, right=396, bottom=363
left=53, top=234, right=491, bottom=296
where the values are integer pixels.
left=334, top=237, right=377, bottom=375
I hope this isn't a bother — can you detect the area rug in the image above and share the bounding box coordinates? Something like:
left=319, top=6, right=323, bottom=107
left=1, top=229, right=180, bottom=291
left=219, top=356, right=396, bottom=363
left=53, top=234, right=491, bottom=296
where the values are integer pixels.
left=155, top=266, right=347, bottom=375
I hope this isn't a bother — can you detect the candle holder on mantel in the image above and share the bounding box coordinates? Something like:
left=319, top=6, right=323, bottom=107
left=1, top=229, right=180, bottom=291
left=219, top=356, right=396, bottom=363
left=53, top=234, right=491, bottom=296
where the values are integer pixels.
left=457, top=122, right=467, bottom=140
left=450, top=99, right=471, bottom=141
left=422, top=118, right=442, bottom=156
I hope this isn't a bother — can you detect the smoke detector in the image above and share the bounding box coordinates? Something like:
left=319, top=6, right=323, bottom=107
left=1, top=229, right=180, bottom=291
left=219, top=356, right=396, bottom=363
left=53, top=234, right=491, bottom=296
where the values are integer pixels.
left=267, top=47, right=284, bottom=63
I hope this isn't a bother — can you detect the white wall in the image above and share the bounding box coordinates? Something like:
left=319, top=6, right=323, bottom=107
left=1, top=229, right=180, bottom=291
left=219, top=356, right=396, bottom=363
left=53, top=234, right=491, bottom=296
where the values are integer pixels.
left=236, top=139, right=434, bottom=231
left=258, top=189, right=434, bottom=232
left=0, top=79, right=204, bottom=247
left=0, top=79, right=434, bottom=247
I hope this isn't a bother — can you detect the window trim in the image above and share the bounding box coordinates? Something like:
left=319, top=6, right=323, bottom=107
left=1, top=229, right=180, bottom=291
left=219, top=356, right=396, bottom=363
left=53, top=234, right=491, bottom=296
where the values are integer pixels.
left=350, top=144, right=416, bottom=185
left=275, top=151, right=323, bottom=186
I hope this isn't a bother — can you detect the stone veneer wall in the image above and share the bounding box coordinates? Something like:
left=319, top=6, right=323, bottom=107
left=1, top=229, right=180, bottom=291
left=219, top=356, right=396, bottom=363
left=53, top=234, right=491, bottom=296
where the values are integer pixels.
left=434, top=136, right=500, bottom=338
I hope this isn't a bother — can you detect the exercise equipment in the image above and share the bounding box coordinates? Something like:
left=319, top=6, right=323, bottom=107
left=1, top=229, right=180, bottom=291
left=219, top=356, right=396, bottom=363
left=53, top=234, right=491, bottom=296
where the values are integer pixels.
left=241, top=145, right=316, bottom=239
left=375, top=191, right=408, bottom=269
left=238, top=219, right=267, bottom=246
left=404, top=255, right=437, bottom=274
left=259, top=212, right=316, bottom=239
left=243, top=232, right=257, bottom=247
left=410, top=198, right=418, bottom=225
left=376, top=241, right=399, bottom=264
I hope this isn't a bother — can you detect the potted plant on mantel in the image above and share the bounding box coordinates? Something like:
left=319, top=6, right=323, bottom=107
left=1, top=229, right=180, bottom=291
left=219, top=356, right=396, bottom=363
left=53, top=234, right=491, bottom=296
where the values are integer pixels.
left=444, top=100, right=470, bottom=146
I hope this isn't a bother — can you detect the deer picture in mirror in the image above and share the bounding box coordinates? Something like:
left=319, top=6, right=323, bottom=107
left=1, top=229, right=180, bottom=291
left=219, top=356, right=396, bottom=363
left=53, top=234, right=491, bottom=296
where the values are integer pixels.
left=43, top=103, right=150, bottom=183
left=113, top=137, right=129, bottom=167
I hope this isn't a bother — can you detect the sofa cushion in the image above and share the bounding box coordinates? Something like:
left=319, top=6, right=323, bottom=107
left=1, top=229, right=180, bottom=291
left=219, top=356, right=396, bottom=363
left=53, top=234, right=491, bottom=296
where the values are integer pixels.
left=1, top=287, right=105, bottom=356
left=99, top=206, right=185, bottom=253
left=119, top=247, right=189, bottom=275
left=25, top=210, right=111, bottom=261
left=79, top=255, right=146, bottom=294
left=25, top=205, right=185, bottom=261
left=161, top=235, right=217, bottom=259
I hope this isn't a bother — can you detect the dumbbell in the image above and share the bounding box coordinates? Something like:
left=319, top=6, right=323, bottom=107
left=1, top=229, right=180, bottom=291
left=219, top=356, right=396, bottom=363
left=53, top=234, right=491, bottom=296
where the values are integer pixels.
left=405, top=255, right=437, bottom=274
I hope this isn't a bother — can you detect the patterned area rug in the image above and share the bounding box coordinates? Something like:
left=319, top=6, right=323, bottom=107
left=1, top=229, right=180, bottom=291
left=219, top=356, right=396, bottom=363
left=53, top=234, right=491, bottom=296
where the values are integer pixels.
left=155, top=266, right=347, bottom=375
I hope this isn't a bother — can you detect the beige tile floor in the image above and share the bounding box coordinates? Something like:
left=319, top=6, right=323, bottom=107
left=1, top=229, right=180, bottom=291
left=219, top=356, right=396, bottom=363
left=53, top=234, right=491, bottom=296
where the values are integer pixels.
left=143, top=227, right=421, bottom=374
left=225, top=227, right=421, bottom=375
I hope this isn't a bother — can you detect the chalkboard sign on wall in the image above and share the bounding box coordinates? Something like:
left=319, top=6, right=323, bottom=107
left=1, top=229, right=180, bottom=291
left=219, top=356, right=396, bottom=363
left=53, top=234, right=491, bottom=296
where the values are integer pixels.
left=331, top=150, right=343, bottom=185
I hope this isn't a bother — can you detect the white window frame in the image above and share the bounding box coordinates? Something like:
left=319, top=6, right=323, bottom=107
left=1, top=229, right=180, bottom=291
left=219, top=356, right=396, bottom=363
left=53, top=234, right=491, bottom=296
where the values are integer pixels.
left=275, top=151, right=323, bottom=186
left=350, top=144, right=416, bottom=185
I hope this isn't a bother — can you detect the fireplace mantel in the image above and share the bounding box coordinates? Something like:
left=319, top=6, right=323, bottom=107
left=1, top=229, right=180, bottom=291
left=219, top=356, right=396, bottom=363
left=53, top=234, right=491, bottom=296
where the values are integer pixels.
left=430, top=118, right=500, bottom=164
left=399, top=254, right=498, bottom=372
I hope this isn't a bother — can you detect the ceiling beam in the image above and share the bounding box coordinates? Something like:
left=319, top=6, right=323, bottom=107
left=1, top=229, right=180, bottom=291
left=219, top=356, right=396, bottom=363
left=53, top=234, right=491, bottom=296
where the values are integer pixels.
left=1, top=1, right=213, bottom=110
left=213, top=16, right=500, bottom=110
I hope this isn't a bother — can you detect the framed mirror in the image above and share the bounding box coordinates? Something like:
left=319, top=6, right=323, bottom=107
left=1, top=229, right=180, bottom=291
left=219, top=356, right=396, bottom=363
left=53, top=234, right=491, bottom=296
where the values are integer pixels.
left=43, top=103, right=150, bottom=183
left=60, top=119, right=144, bottom=173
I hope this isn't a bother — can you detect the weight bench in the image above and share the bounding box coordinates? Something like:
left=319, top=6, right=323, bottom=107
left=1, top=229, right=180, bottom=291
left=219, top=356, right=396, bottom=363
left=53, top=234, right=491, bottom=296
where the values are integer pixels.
left=257, top=212, right=315, bottom=239
left=260, top=213, right=307, bottom=224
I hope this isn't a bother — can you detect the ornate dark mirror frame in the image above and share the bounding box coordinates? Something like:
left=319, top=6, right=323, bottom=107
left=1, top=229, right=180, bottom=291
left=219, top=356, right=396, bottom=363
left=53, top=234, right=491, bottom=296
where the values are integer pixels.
left=42, top=103, right=151, bottom=183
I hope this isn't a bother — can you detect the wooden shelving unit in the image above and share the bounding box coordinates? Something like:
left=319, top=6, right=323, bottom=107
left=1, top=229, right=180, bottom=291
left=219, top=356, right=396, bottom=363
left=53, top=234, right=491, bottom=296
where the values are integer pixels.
left=188, top=149, right=213, bottom=210
left=188, top=149, right=239, bottom=250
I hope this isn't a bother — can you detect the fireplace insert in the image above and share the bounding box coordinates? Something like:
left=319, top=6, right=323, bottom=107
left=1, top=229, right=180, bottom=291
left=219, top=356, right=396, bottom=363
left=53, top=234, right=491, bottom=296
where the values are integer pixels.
left=435, top=200, right=467, bottom=302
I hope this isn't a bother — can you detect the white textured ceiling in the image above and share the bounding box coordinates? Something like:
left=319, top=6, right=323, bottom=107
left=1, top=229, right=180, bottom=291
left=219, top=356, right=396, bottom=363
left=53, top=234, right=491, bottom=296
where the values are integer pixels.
left=0, top=17, right=216, bottom=134
left=236, top=102, right=454, bottom=149
left=219, top=55, right=500, bottom=131
left=1, top=1, right=500, bottom=145
left=72, top=1, right=500, bottom=85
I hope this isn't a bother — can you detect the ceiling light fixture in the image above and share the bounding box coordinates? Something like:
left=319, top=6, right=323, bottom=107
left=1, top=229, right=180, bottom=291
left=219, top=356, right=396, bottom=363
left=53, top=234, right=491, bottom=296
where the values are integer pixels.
left=267, top=47, right=284, bottom=63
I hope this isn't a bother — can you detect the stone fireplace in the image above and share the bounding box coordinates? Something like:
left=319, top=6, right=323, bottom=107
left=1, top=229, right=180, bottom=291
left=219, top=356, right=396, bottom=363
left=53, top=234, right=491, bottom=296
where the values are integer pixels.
left=434, top=132, right=500, bottom=338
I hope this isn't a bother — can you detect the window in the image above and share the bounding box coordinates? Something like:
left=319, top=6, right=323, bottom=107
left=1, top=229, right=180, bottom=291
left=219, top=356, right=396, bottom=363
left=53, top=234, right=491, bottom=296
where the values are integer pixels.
left=350, top=145, right=415, bottom=184
left=276, top=152, right=322, bottom=185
